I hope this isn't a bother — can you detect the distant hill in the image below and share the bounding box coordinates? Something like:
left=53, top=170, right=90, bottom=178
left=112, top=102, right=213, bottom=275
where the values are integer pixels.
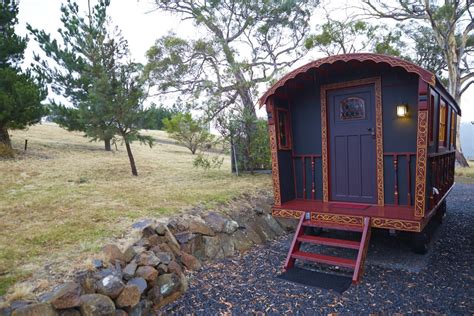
left=461, top=122, right=474, bottom=160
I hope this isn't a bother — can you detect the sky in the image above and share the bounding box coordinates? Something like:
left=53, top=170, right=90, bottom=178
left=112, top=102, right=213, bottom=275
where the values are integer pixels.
left=15, top=0, right=474, bottom=123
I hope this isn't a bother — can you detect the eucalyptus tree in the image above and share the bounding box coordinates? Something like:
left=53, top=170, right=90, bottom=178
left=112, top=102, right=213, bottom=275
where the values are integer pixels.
left=145, top=0, right=319, bottom=170
left=363, top=0, right=474, bottom=166
left=0, top=0, right=46, bottom=150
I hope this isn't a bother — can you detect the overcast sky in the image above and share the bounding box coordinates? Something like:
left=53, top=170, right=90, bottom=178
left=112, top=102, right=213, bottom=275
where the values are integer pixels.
left=15, top=0, right=474, bottom=122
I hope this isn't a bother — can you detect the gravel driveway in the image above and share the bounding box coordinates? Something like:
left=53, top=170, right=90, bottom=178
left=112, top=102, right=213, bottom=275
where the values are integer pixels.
left=163, top=184, right=474, bottom=314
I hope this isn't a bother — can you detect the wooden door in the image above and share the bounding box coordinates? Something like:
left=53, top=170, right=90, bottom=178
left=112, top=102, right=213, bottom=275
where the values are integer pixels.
left=328, top=84, right=377, bottom=204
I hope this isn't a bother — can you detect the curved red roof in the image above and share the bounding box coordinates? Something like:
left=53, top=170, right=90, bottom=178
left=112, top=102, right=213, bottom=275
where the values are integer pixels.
left=258, top=53, right=436, bottom=106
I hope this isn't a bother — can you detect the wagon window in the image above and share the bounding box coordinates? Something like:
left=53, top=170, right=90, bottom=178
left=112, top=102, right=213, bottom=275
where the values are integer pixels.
left=339, top=97, right=365, bottom=120
left=450, top=110, right=456, bottom=149
left=438, top=100, right=447, bottom=147
left=277, top=108, right=292, bottom=150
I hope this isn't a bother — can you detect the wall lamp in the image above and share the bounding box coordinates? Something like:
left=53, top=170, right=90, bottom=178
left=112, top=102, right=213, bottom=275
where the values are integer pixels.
left=396, top=104, right=409, bottom=117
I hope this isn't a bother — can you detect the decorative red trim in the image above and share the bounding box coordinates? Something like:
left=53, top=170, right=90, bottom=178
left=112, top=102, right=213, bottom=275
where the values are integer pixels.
left=267, top=97, right=282, bottom=206
left=259, top=53, right=436, bottom=106
left=414, top=110, right=429, bottom=218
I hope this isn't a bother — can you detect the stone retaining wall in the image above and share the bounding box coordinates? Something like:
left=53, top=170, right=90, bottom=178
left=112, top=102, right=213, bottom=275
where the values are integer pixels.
left=0, top=191, right=296, bottom=316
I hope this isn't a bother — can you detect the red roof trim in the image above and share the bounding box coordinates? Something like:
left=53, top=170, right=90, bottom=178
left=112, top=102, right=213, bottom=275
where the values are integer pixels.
left=258, top=53, right=436, bottom=107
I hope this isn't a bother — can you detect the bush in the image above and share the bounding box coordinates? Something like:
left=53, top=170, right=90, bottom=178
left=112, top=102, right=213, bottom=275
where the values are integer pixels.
left=0, top=144, right=15, bottom=158
left=193, top=153, right=224, bottom=170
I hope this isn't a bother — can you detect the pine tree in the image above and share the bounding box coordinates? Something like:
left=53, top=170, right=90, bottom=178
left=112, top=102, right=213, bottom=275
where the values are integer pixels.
left=0, top=0, right=46, bottom=151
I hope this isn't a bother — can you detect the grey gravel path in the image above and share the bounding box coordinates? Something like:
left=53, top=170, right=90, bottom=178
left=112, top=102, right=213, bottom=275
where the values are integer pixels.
left=163, top=184, right=474, bottom=314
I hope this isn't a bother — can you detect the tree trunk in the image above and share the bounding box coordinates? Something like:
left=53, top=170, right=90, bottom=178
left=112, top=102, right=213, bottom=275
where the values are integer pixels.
left=0, top=127, right=12, bottom=149
left=124, top=139, right=138, bottom=176
left=104, top=138, right=112, bottom=151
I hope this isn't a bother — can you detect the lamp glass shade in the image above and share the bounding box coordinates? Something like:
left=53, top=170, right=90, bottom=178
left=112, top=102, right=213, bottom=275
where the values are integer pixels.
left=397, top=104, right=408, bottom=117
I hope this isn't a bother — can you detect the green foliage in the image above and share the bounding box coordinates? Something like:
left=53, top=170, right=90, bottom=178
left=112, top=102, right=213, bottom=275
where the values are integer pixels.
left=163, top=113, right=215, bottom=155
left=249, top=120, right=271, bottom=170
left=0, top=0, right=47, bottom=149
left=138, top=104, right=178, bottom=130
left=305, top=17, right=402, bottom=56
left=145, top=0, right=318, bottom=170
left=193, top=153, right=224, bottom=170
left=28, top=0, right=118, bottom=147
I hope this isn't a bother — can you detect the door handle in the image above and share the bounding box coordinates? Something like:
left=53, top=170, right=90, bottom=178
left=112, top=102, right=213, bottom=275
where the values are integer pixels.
left=367, top=128, right=375, bottom=136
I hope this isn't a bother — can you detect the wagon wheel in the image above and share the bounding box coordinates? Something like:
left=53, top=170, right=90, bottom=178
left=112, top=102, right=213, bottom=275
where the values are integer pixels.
left=434, top=200, right=447, bottom=224
left=411, top=230, right=430, bottom=255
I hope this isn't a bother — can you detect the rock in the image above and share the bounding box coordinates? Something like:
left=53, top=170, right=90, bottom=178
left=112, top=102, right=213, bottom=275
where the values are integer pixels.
left=167, top=261, right=183, bottom=275
left=187, top=220, right=215, bottom=236
left=127, top=278, right=147, bottom=294
left=141, top=226, right=156, bottom=238
left=9, top=301, right=32, bottom=311
left=155, top=224, right=167, bottom=236
left=179, top=252, right=202, bottom=271
left=262, top=214, right=285, bottom=236
left=75, top=272, right=96, bottom=294
left=155, top=252, right=172, bottom=265
left=131, top=219, right=154, bottom=230
left=223, top=220, right=239, bottom=234
left=114, top=310, right=128, bottom=316
left=127, top=300, right=152, bottom=316
left=79, top=294, right=115, bottom=316
left=231, top=230, right=254, bottom=252
left=122, top=261, right=137, bottom=280
left=92, top=259, right=103, bottom=270
left=254, top=207, right=264, bottom=215
left=220, top=235, right=236, bottom=256
left=48, top=282, right=82, bottom=309
left=202, top=236, right=224, bottom=259
left=123, top=246, right=145, bottom=264
left=135, top=266, right=158, bottom=282
left=179, top=235, right=205, bottom=259
left=153, top=291, right=183, bottom=309
left=203, top=212, right=227, bottom=232
left=115, top=285, right=140, bottom=308
left=11, top=303, right=57, bottom=316
left=0, top=304, right=12, bottom=316
left=102, top=244, right=125, bottom=264
left=147, top=235, right=161, bottom=247
left=157, top=263, right=168, bottom=274
left=150, top=245, right=162, bottom=254
left=57, top=309, right=81, bottom=316
left=135, top=251, right=160, bottom=267
left=174, top=232, right=197, bottom=244
left=134, top=238, right=151, bottom=249
left=155, top=273, right=180, bottom=297
left=96, top=275, right=124, bottom=299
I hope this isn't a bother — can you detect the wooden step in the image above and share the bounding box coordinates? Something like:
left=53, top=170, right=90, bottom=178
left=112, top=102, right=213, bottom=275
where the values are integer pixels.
left=297, top=235, right=360, bottom=249
left=291, top=250, right=356, bottom=269
left=303, top=220, right=364, bottom=232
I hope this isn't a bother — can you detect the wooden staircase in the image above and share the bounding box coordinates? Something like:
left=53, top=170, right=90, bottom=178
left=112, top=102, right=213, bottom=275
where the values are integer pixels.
left=284, top=213, right=372, bottom=284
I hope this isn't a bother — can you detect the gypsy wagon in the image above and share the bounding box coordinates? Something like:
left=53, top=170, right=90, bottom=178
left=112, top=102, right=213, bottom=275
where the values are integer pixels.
left=260, top=53, right=460, bottom=283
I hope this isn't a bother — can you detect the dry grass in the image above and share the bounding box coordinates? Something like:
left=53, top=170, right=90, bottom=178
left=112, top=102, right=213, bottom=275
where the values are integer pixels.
left=0, top=123, right=271, bottom=295
left=455, top=160, right=474, bottom=184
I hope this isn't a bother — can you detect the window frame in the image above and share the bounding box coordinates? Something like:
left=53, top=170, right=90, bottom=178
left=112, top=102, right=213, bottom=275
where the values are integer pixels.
left=438, top=99, right=448, bottom=149
left=276, top=107, right=292, bottom=150
left=429, top=92, right=436, bottom=145
left=450, top=110, right=456, bottom=150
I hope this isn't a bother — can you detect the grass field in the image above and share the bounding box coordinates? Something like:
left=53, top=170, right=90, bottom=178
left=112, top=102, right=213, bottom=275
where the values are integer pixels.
left=0, top=123, right=271, bottom=295
left=455, top=160, right=474, bottom=184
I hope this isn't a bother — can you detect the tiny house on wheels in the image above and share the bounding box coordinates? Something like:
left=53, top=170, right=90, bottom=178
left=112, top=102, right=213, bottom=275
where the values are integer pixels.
left=260, top=53, right=460, bottom=283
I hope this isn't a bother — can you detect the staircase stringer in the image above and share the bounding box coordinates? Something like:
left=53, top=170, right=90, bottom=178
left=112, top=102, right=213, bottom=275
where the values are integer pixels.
left=283, top=212, right=305, bottom=270
left=352, top=217, right=372, bottom=284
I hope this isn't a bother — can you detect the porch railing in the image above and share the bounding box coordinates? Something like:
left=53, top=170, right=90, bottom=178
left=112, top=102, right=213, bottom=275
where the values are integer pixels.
left=292, top=154, right=321, bottom=200
left=428, top=151, right=455, bottom=208
left=383, top=152, right=416, bottom=206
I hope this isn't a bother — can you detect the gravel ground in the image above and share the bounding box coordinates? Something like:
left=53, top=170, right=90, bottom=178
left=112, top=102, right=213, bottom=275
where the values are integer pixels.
left=163, top=184, right=474, bottom=314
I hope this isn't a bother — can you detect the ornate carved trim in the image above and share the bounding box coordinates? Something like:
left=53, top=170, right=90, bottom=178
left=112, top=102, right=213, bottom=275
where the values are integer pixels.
left=311, top=212, right=364, bottom=227
left=414, top=110, right=429, bottom=217
left=320, top=77, right=384, bottom=205
left=272, top=209, right=304, bottom=219
left=372, top=218, right=421, bottom=232
left=259, top=53, right=436, bottom=106
left=269, top=124, right=281, bottom=206
left=320, top=86, right=329, bottom=202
